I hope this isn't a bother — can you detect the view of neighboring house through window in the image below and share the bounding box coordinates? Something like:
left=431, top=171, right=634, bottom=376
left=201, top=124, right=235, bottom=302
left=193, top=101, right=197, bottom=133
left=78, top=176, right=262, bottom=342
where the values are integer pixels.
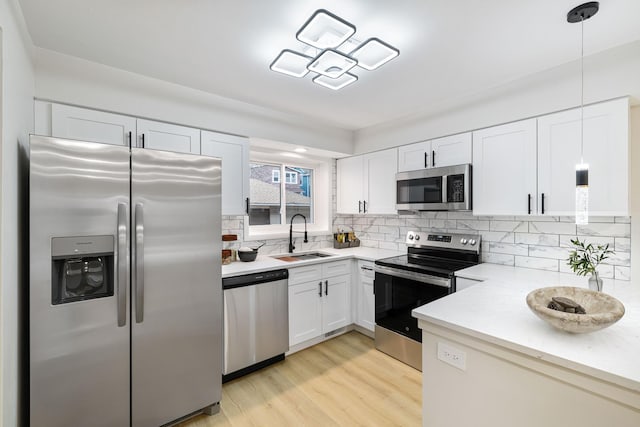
left=249, top=162, right=313, bottom=225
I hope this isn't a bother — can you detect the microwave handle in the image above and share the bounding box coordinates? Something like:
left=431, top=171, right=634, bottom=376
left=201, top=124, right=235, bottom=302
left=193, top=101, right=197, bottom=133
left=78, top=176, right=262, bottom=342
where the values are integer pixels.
left=442, top=175, right=448, bottom=203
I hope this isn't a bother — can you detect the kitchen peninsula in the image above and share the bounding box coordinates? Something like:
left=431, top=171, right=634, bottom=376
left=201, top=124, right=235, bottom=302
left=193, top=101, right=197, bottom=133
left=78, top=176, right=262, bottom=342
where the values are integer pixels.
left=413, top=264, right=640, bottom=427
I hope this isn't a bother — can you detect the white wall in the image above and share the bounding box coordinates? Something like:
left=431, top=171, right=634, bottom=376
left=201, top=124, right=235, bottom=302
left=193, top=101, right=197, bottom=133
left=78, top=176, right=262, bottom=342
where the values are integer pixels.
left=631, top=107, right=639, bottom=282
left=354, top=41, right=640, bottom=153
left=34, top=48, right=354, bottom=155
left=0, top=0, right=34, bottom=426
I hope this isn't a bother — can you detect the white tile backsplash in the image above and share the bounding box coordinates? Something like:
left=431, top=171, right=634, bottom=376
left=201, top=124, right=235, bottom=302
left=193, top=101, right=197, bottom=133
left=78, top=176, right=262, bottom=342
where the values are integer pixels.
left=514, top=256, right=559, bottom=271
left=345, top=211, right=631, bottom=280
left=488, top=242, right=528, bottom=256
left=514, top=233, right=559, bottom=246
left=529, top=221, right=577, bottom=235
left=489, top=220, right=528, bottom=232
left=577, top=223, right=631, bottom=238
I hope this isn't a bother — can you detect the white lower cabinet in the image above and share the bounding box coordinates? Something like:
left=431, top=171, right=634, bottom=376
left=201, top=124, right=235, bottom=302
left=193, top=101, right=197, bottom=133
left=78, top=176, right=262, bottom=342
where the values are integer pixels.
left=288, top=260, right=352, bottom=347
left=356, top=261, right=375, bottom=332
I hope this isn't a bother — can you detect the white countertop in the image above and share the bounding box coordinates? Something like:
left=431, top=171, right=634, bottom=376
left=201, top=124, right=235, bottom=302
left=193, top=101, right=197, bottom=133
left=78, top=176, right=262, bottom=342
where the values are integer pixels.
left=413, top=263, right=640, bottom=391
left=221, top=247, right=402, bottom=278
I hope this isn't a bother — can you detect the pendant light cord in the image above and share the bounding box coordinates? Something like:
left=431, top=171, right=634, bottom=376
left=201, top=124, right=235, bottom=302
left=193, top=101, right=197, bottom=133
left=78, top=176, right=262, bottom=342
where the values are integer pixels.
left=580, top=14, right=584, bottom=164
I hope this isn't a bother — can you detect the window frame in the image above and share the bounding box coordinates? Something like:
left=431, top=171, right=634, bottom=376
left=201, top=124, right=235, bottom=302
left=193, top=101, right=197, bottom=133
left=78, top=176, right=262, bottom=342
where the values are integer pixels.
left=245, top=157, right=331, bottom=241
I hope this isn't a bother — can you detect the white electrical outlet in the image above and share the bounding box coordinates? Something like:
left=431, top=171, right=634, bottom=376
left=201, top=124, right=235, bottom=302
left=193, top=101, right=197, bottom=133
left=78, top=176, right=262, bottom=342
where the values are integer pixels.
left=437, top=342, right=467, bottom=371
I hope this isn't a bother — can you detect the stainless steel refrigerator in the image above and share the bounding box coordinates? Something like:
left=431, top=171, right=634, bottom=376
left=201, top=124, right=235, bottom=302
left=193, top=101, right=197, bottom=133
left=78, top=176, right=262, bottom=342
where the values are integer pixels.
left=29, top=135, right=222, bottom=426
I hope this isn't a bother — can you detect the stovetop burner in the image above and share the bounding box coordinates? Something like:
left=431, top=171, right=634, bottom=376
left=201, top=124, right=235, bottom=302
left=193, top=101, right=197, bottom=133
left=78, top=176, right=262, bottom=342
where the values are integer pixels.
left=375, top=231, right=481, bottom=277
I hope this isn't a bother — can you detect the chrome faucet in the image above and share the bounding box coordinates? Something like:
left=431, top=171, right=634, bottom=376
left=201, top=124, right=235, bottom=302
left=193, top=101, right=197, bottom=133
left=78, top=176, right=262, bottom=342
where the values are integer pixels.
left=289, top=213, right=308, bottom=253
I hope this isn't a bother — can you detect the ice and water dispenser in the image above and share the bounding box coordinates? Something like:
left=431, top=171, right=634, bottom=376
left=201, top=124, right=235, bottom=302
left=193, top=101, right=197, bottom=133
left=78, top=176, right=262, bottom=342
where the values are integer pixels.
left=51, top=235, right=115, bottom=305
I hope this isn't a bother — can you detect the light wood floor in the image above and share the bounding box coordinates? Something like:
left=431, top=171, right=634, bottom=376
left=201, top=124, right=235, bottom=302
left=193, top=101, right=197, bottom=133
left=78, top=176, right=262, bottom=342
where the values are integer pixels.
left=179, top=331, right=422, bottom=426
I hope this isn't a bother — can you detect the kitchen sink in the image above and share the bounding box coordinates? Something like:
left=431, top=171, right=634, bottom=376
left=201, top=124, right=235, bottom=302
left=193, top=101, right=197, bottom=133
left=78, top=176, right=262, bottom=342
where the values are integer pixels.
left=272, top=252, right=333, bottom=262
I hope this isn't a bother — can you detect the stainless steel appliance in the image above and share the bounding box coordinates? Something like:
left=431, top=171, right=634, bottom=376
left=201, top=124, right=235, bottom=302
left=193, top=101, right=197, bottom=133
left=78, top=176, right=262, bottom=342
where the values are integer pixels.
left=29, top=135, right=222, bottom=426
left=396, top=164, right=472, bottom=211
left=374, top=231, right=480, bottom=370
left=222, top=269, right=289, bottom=382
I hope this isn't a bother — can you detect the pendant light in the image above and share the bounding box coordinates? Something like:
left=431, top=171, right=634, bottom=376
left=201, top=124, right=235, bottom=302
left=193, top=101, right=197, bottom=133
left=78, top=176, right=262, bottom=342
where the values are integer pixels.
left=567, top=2, right=599, bottom=225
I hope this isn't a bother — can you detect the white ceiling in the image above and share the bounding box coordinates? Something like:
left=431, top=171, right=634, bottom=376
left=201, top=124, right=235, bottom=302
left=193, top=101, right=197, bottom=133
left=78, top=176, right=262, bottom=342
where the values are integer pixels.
left=18, top=0, right=640, bottom=131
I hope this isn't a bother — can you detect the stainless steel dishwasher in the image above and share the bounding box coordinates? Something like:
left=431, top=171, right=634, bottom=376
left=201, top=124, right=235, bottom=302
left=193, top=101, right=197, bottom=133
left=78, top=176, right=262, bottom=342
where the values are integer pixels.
left=222, top=269, right=289, bottom=382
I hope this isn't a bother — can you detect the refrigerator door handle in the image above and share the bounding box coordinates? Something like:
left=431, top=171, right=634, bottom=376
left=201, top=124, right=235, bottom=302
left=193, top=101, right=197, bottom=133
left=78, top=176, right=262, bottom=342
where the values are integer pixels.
left=135, top=203, right=145, bottom=323
left=117, top=203, right=128, bottom=327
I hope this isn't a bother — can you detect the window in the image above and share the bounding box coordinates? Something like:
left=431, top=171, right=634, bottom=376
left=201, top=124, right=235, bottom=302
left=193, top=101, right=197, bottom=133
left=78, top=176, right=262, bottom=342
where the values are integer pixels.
left=285, top=171, right=298, bottom=184
left=249, top=163, right=313, bottom=226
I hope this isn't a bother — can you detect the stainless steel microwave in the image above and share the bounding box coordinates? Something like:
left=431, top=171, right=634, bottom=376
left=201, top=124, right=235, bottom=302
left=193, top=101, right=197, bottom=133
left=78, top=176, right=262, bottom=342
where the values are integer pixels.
left=396, top=164, right=472, bottom=211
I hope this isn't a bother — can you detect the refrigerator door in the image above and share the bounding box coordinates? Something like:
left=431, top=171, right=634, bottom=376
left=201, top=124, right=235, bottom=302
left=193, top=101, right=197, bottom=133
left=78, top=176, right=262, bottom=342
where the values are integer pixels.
left=29, top=136, right=131, bottom=427
left=131, top=148, right=222, bottom=426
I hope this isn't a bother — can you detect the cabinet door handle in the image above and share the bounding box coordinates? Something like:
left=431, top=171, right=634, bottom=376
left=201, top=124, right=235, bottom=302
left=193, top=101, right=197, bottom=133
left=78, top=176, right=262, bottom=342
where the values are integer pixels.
left=245, top=197, right=250, bottom=215
left=363, top=200, right=367, bottom=213
left=541, top=193, right=545, bottom=215
left=325, top=280, right=328, bottom=296
left=318, top=281, right=323, bottom=297
left=432, top=150, right=435, bottom=167
left=358, top=200, right=362, bottom=213
left=424, top=152, right=428, bottom=168
left=141, top=133, right=145, bottom=149
left=128, top=131, right=132, bottom=147
left=528, top=194, right=532, bottom=215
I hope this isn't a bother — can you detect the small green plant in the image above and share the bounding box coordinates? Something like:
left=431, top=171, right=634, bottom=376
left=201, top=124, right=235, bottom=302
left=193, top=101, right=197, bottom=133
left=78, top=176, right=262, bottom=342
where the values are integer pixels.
left=567, top=238, right=614, bottom=276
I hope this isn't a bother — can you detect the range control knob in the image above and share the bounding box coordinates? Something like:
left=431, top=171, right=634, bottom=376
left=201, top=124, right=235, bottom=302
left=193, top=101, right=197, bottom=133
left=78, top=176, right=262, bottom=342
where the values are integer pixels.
left=414, top=235, right=420, bottom=241
left=408, top=234, right=414, bottom=240
left=460, top=238, right=468, bottom=245
left=469, top=239, right=477, bottom=246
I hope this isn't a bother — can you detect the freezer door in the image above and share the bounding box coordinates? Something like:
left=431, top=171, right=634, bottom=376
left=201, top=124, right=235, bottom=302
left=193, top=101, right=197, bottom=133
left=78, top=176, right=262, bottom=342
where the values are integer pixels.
left=131, top=148, right=222, bottom=426
left=29, top=136, right=131, bottom=427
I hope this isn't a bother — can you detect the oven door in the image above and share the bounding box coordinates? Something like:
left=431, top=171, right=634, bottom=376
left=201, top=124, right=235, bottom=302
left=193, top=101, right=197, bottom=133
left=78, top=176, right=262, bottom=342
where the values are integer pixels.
left=374, top=265, right=451, bottom=342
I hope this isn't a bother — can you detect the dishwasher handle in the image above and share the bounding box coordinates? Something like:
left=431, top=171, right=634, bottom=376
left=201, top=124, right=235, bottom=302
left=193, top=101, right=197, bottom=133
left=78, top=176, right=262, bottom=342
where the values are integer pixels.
left=222, top=269, right=289, bottom=290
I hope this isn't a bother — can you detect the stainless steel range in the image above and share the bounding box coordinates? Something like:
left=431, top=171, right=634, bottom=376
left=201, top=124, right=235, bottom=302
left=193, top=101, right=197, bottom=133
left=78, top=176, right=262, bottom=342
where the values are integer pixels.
left=374, top=231, right=481, bottom=370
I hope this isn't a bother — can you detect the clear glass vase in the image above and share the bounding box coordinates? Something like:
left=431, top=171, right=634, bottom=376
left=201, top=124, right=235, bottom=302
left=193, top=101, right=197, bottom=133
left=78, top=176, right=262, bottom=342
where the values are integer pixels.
left=588, top=271, right=603, bottom=292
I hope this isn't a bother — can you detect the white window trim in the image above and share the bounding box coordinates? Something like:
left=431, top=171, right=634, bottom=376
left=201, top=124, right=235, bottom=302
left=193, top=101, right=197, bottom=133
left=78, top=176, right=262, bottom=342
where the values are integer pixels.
left=285, top=171, right=298, bottom=184
left=272, top=169, right=280, bottom=183
left=245, top=158, right=331, bottom=241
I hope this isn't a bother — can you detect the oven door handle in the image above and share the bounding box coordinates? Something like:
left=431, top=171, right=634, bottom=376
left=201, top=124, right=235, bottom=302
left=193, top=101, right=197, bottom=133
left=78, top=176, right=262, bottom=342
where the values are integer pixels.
left=374, top=265, right=451, bottom=288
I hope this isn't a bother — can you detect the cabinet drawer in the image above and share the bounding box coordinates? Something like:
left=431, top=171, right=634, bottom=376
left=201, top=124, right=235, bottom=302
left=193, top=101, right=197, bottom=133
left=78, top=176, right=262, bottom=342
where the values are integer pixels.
left=358, top=261, right=375, bottom=282
left=288, top=264, right=322, bottom=286
left=322, top=260, right=352, bottom=278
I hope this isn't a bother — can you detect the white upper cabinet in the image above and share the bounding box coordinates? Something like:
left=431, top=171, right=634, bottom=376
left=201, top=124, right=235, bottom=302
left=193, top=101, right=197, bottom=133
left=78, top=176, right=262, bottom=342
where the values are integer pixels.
left=472, top=119, right=537, bottom=215
left=201, top=131, right=250, bottom=216
left=336, top=155, right=364, bottom=214
left=431, top=133, right=472, bottom=168
left=397, top=133, right=471, bottom=172
left=36, top=102, right=135, bottom=146
left=537, top=98, right=629, bottom=216
left=337, top=148, right=397, bottom=214
left=136, top=119, right=200, bottom=155
left=472, top=97, right=629, bottom=217
left=363, top=148, right=398, bottom=214
left=397, top=141, right=430, bottom=172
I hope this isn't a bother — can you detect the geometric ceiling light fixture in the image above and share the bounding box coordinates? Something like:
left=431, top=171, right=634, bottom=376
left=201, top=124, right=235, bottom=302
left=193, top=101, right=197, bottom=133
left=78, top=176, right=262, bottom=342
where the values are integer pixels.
left=307, top=49, right=358, bottom=78
left=313, top=72, right=358, bottom=90
left=350, top=38, right=400, bottom=70
left=270, top=50, right=314, bottom=78
left=567, top=1, right=599, bottom=225
left=270, top=9, right=399, bottom=90
left=296, top=9, right=356, bottom=49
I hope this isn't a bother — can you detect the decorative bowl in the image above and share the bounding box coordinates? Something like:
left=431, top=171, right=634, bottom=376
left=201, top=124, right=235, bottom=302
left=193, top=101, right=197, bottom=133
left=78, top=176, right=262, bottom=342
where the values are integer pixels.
left=526, top=286, right=625, bottom=333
